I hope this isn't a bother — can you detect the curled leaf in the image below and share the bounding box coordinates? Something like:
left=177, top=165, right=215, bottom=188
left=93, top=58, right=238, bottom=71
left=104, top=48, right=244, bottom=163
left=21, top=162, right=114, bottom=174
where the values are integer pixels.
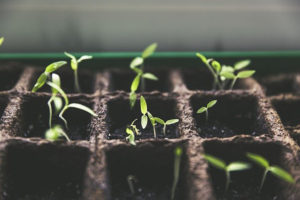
left=130, top=57, right=143, bottom=69
left=212, top=61, right=221, bottom=72
left=32, top=72, right=48, bottom=92
left=196, top=53, right=207, bottom=63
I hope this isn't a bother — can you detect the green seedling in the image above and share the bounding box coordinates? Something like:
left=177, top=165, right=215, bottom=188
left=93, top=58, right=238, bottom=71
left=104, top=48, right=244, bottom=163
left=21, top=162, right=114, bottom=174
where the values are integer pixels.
left=203, top=154, right=251, bottom=192
left=0, top=37, right=4, bottom=46
left=147, top=111, right=158, bottom=138
left=197, top=100, right=217, bottom=122
left=171, top=146, right=183, bottom=200
left=46, top=81, right=97, bottom=129
left=220, top=70, right=255, bottom=90
left=126, top=119, right=140, bottom=145
left=64, top=52, right=93, bottom=93
left=129, top=43, right=158, bottom=108
left=154, top=118, right=179, bottom=136
left=32, top=61, right=67, bottom=92
left=127, top=175, right=138, bottom=195
left=45, top=124, right=70, bottom=141
left=246, top=152, right=294, bottom=191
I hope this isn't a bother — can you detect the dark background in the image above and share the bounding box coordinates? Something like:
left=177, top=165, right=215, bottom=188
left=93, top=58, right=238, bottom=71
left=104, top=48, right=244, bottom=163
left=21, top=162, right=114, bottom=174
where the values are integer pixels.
left=0, top=0, right=300, bottom=52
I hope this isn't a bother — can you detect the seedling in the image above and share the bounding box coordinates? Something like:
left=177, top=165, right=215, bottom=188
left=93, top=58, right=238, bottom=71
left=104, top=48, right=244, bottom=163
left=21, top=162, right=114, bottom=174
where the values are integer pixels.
left=129, top=43, right=158, bottom=108
left=154, top=118, right=179, bottom=136
left=0, top=37, right=4, bottom=46
left=203, top=154, right=251, bottom=192
left=220, top=70, right=255, bottom=90
left=64, top=52, right=93, bottom=93
left=147, top=111, right=158, bottom=138
left=171, top=146, right=183, bottom=200
left=246, top=152, right=294, bottom=191
left=126, top=119, right=140, bottom=145
left=45, top=124, right=70, bottom=141
left=140, top=96, right=148, bottom=129
left=127, top=175, right=138, bottom=195
left=197, top=100, right=217, bottom=122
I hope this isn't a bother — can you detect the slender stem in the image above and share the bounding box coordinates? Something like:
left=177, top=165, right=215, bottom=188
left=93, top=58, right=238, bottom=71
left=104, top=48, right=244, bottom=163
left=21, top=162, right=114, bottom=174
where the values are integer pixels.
left=127, top=176, right=136, bottom=195
left=171, top=151, right=181, bottom=200
left=141, top=64, right=145, bottom=92
left=59, top=106, right=69, bottom=129
left=47, top=97, right=54, bottom=128
left=205, top=62, right=221, bottom=90
left=74, top=70, right=81, bottom=93
left=153, top=124, right=157, bottom=138
left=205, top=109, right=208, bottom=122
left=259, top=169, right=268, bottom=192
left=230, top=78, right=237, bottom=90
left=225, top=170, right=230, bottom=192
left=163, top=124, right=166, bottom=136
left=60, top=130, right=71, bottom=142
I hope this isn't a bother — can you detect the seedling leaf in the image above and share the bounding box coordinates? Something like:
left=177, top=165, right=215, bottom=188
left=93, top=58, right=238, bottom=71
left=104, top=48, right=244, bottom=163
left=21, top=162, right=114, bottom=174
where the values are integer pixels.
left=53, top=97, right=63, bottom=114
left=234, top=60, right=251, bottom=70
left=129, top=92, right=137, bottom=109
left=140, top=96, right=147, bottom=115
left=204, top=154, right=226, bottom=170
left=212, top=61, right=221, bottom=72
left=227, top=162, right=251, bottom=171
left=220, top=71, right=235, bottom=79
left=166, top=119, right=179, bottom=125
left=45, top=61, right=67, bottom=73
left=196, top=53, right=207, bottom=63
left=197, top=107, right=207, bottom=114
left=237, top=70, right=255, bottom=78
left=142, top=43, right=157, bottom=58
left=269, top=166, right=295, bottom=183
left=130, top=57, right=143, bottom=69
left=126, top=128, right=136, bottom=146
left=154, top=117, right=165, bottom=125
left=51, top=73, right=61, bottom=94
left=64, top=52, right=76, bottom=60
left=207, top=100, right=217, bottom=108
left=78, top=55, right=93, bottom=63
left=246, top=152, right=269, bottom=168
left=0, top=37, right=4, bottom=46
left=47, top=81, right=68, bottom=105
left=131, top=74, right=141, bottom=92
left=32, top=72, right=48, bottom=92
left=142, top=73, right=158, bottom=81
left=67, top=103, right=97, bottom=116
left=141, top=115, right=148, bottom=129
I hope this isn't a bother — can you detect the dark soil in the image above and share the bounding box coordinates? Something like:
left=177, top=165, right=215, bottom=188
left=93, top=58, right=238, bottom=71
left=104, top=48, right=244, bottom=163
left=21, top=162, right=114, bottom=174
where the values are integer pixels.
left=0, top=67, right=23, bottom=91
left=0, top=96, right=8, bottom=118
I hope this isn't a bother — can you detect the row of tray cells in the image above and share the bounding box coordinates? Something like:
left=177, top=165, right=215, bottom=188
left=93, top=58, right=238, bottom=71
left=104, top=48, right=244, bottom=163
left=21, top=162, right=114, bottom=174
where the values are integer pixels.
left=3, top=66, right=299, bottom=94
left=0, top=140, right=291, bottom=200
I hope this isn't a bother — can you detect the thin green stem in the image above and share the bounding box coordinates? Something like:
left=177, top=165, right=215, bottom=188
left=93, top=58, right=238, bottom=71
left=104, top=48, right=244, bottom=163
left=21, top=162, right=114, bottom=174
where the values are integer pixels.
left=47, top=97, right=54, bottom=128
left=205, top=62, right=221, bottom=90
left=153, top=124, right=157, bottom=138
left=205, top=109, right=208, bottom=122
left=141, top=64, right=145, bottom=92
left=225, top=170, right=230, bottom=192
left=230, top=78, right=237, bottom=90
left=171, top=151, right=181, bottom=200
left=259, top=169, right=268, bottom=192
left=74, top=70, right=81, bottom=93
left=163, top=124, right=166, bottom=136
left=127, top=176, right=136, bottom=195
left=59, top=106, right=69, bottom=129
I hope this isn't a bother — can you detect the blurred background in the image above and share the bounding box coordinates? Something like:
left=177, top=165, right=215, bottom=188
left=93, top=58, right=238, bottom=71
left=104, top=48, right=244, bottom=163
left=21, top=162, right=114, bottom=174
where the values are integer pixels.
left=0, top=0, right=300, bottom=52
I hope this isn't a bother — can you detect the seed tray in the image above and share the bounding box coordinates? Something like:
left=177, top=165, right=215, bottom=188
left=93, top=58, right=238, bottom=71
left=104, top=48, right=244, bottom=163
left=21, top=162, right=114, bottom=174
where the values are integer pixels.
left=0, top=60, right=299, bottom=200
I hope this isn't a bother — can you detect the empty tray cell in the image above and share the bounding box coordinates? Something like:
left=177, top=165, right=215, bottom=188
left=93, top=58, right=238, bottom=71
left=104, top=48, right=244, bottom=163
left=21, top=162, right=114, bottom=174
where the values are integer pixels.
left=190, top=93, right=262, bottom=138
left=19, top=96, right=94, bottom=140
left=0, top=67, right=23, bottom=91
left=1, top=142, right=90, bottom=200
left=203, top=140, right=291, bottom=200
left=258, top=74, right=298, bottom=96
left=109, top=69, right=170, bottom=92
left=31, top=69, right=95, bottom=94
left=107, top=96, right=180, bottom=140
left=105, top=142, right=188, bottom=200
left=181, top=69, right=250, bottom=91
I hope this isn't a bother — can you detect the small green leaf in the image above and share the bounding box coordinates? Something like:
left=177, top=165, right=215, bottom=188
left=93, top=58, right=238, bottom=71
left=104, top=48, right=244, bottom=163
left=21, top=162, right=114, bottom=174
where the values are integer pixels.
left=45, top=61, right=67, bottom=73
left=53, top=97, right=63, bottom=114
left=237, top=70, right=255, bottom=78
left=234, top=60, right=251, bottom=70
left=212, top=61, right=221, bottom=72
left=246, top=152, right=269, bottom=168
left=220, top=71, right=236, bottom=79
left=32, top=72, right=48, bottom=92
left=142, top=43, right=157, bottom=58
left=227, top=162, right=251, bottom=172
left=197, top=107, right=207, bottom=114
left=141, top=115, right=148, bottom=129
left=129, top=92, right=137, bottom=109
left=269, top=166, right=294, bottom=184
left=126, top=128, right=134, bottom=135
left=67, top=103, right=97, bottom=117
left=221, top=66, right=234, bottom=73
left=154, top=117, right=165, bottom=125
left=0, top=37, right=4, bottom=46
left=64, top=52, right=76, bottom=60
left=147, top=111, right=153, bottom=119
left=140, top=96, right=147, bottom=115
left=207, top=100, right=217, bottom=108
left=142, top=73, right=158, bottom=81
left=130, top=57, right=144, bottom=69
left=78, top=55, right=93, bottom=63
left=166, top=119, right=179, bottom=125
left=47, top=81, right=69, bottom=105
left=51, top=73, right=61, bottom=94
left=131, top=74, right=141, bottom=92
left=196, top=53, right=207, bottom=63
left=203, top=154, right=226, bottom=170
left=132, top=67, right=142, bottom=74
left=70, top=59, right=78, bottom=71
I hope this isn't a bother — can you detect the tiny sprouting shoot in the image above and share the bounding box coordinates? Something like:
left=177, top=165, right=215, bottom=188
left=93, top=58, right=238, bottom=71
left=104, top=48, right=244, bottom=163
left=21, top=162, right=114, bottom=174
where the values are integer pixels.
left=246, top=152, right=294, bottom=192
left=154, top=117, right=179, bottom=136
left=197, top=100, right=217, bottom=122
left=45, top=124, right=70, bottom=142
left=203, top=154, right=251, bottom=192
left=126, top=119, right=140, bottom=146
left=64, top=52, right=93, bottom=93
left=127, top=175, right=138, bottom=195
left=171, top=146, right=183, bottom=200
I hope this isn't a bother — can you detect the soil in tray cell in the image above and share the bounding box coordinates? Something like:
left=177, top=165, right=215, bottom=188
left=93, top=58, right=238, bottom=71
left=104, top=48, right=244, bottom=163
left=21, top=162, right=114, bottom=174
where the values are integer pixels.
left=0, top=96, right=8, bottom=119
left=0, top=68, right=23, bottom=91
left=31, top=69, right=95, bottom=94
left=19, top=96, right=93, bottom=140
left=191, top=94, right=261, bottom=138
left=203, top=141, right=288, bottom=200
left=106, top=143, right=188, bottom=200
left=107, top=97, right=180, bottom=140
left=1, top=143, right=90, bottom=200
left=109, top=70, right=170, bottom=92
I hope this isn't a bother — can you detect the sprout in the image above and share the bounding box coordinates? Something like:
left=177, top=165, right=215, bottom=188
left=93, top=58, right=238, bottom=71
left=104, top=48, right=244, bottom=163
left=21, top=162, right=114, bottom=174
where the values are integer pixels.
left=127, top=175, right=138, bottom=195
left=147, top=111, right=157, bottom=138
left=197, top=100, right=217, bottom=122
left=204, top=154, right=251, bottom=192
left=246, top=152, right=295, bottom=191
left=126, top=119, right=140, bottom=146
left=140, top=96, right=148, bottom=129
left=171, top=146, right=183, bottom=200
left=129, top=43, right=158, bottom=108
left=0, top=37, right=4, bottom=46
left=64, top=52, right=92, bottom=93
left=220, top=70, right=255, bottom=90
left=45, top=124, right=70, bottom=141
left=154, top=118, right=179, bottom=136
left=46, top=81, right=97, bottom=129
